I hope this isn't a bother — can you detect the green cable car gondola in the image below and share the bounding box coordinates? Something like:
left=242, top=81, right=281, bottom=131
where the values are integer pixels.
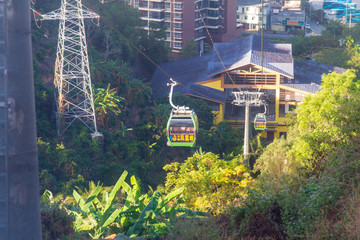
left=166, top=109, right=198, bottom=147
left=166, top=78, right=199, bottom=147
left=254, top=113, right=267, bottom=130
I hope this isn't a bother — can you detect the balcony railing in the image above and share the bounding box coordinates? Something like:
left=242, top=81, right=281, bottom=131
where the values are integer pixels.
left=224, top=74, right=277, bottom=86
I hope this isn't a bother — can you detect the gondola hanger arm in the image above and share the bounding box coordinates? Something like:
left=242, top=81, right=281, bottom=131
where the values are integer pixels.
left=167, top=78, right=192, bottom=114
left=167, top=78, right=179, bottom=110
left=263, top=102, right=267, bottom=115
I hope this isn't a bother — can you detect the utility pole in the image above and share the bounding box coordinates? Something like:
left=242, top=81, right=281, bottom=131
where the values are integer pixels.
left=1, top=1, right=42, bottom=239
left=261, top=0, right=263, bottom=71
left=38, top=0, right=100, bottom=136
left=147, top=0, right=150, bottom=36
left=232, top=90, right=265, bottom=165
left=244, top=102, right=250, bottom=162
left=350, top=11, right=352, bottom=28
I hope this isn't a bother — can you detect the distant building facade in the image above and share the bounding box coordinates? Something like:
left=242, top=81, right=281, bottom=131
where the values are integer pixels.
left=126, top=0, right=241, bottom=55
left=237, top=0, right=271, bottom=30
left=284, top=0, right=301, bottom=9
left=271, top=8, right=305, bottom=33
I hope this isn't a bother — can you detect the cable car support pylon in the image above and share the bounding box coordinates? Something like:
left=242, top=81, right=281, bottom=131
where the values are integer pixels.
left=232, top=89, right=266, bottom=164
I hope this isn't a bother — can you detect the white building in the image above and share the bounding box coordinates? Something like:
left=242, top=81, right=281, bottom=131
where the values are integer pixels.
left=237, top=0, right=271, bottom=30
left=284, top=0, right=302, bottom=9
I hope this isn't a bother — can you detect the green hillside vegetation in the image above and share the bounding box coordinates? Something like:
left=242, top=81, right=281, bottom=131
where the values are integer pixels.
left=33, top=1, right=360, bottom=238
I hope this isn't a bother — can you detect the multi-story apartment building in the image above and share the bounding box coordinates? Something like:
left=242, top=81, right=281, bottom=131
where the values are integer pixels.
left=127, top=0, right=241, bottom=55
left=237, top=0, right=271, bottom=30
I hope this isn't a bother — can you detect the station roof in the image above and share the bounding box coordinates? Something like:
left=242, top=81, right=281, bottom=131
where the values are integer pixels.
left=281, top=83, right=320, bottom=94
left=293, top=58, right=346, bottom=85
left=151, top=35, right=345, bottom=103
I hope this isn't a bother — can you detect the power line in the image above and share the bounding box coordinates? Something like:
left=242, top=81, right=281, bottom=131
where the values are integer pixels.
left=80, top=2, right=214, bottom=101
left=193, top=0, right=237, bottom=87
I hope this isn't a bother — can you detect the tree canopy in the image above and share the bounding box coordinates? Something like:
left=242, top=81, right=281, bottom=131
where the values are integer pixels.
left=292, top=70, right=360, bottom=170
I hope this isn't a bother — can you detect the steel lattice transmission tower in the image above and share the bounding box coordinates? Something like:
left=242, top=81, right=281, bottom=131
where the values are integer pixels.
left=41, top=0, right=99, bottom=135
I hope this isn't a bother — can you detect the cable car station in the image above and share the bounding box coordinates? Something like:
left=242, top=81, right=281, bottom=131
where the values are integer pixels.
left=151, top=35, right=346, bottom=141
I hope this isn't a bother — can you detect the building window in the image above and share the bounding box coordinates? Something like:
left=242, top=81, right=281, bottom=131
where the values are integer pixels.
left=245, top=15, right=248, bottom=20
left=280, top=132, right=287, bottom=139
left=174, top=13, right=182, bottom=19
left=165, top=12, right=170, bottom=19
left=242, top=7, right=245, bottom=13
left=209, top=1, right=219, bottom=8
left=279, top=104, right=296, bottom=118
left=174, top=22, right=182, bottom=29
left=165, top=2, right=170, bottom=8
left=208, top=10, right=219, bottom=17
left=207, top=101, right=220, bottom=111
left=174, top=3, right=182, bottom=9
left=267, top=132, right=274, bottom=141
left=166, top=31, right=170, bottom=38
left=174, top=42, right=182, bottom=49
left=174, top=32, right=182, bottom=38
left=165, top=41, right=171, bottom=47
left=165, top=22, right=170, bottom=28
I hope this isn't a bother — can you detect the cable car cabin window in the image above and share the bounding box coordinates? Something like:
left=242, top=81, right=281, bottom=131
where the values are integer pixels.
left=169, top=119, right=195, bottom=140
left=170, top=127, right=195, bottom=134
left=169, top=118, right=194, bottom=127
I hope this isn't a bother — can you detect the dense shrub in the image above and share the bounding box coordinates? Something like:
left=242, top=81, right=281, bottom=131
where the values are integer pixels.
left=41, top=192, right=74, bottom=240
left=197, top=122, right=244, bottom=156
left=292, top=70, right=360, bottom=171
left=166, top=216, right=221, bottom=240
left=162, top=151, right=252, bottom=214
